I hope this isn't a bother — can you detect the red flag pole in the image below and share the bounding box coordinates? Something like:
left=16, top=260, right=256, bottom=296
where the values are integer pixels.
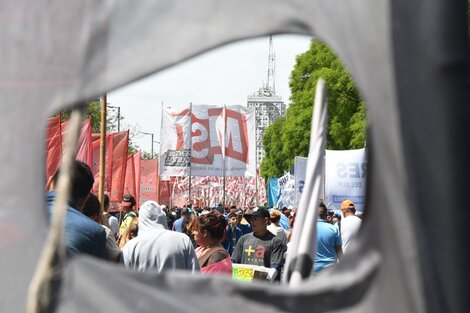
left=188, top=103, right=193, bottom=205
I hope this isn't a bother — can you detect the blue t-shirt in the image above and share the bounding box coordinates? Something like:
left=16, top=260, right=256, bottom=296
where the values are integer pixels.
left=314, top=219, right=342, bottom=273
left=279, top=214, right=290, bottom=230
left=172, top=217, right=184, bottom=232
left=46, top=191, right=107, bottom=259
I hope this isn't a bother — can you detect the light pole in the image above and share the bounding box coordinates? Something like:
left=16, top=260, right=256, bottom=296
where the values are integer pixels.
left=153, top=140, right=160, bottom=158
left=107, top=105, right=121, bottom=132
left=138, top=131, right=155, bottom=158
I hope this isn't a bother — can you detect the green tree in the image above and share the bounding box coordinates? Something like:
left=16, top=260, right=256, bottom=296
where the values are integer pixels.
left=261, top=40, right=366, bottom=177
left=55, top=100, right=140, bottom=155
left=260, top=116, right=289, bottom=178
left=140, top=151, right=154, bottom=160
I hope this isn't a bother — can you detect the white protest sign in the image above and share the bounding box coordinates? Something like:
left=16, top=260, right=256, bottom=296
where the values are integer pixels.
left=294, top=156, right=308, bottom=207
left=325, top=149, right=367, bottom=213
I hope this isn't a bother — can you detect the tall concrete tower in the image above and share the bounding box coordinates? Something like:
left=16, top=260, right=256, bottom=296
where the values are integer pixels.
left=247, top=36, right=286, bottom=166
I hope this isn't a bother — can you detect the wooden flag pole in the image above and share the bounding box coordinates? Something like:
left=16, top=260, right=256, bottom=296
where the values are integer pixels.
left=98, top=95, right=107, bottom=218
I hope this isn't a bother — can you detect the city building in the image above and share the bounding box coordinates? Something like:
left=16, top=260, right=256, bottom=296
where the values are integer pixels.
left=247, top=36, right=286, bottom=166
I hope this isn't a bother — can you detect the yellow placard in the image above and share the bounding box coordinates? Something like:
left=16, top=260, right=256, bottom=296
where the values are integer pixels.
left=235, top=267, right=254, bottom=280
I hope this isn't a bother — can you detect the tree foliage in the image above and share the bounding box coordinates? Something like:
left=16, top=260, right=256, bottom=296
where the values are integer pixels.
left=261, top=40, right=366, bottom=178
left=55, top=100, right=140, bottom=155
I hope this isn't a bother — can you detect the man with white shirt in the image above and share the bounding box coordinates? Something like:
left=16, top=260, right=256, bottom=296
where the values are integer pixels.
left=340, top=200, right=362, bottom=254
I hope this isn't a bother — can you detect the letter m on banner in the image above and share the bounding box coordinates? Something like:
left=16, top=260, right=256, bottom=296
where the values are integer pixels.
left=159, top=105, right=255, bottom=177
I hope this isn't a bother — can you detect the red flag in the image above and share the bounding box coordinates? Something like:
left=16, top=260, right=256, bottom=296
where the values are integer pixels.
left=139, top=159, right=159, bottom=207
left=134, top=152, right=141, bottom=209
left=109, top=131, right=129, bottom=202
left=91, top=133, right=113, bottom=195
left=62, top=118, right=93, bottom=168
left=123, top=153, right=136, bottom=197
left=76, top=119, right=93, bottom=168
left=45, top=116, right=62, bottom=188
left=158, top=181, right=171, bottom=207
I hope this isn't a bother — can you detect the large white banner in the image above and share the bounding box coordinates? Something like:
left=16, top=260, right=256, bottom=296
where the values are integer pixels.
left=159, top=108, right=191, bottom=177
left=294, top=156, right=308, bottom=206
left=190, top=105, right=225, bottom=176
left=224, top=105, right=256, bottom=177
left=160, top=105, right=256, bottom=177
left=325, top=148, right=367, bottom=213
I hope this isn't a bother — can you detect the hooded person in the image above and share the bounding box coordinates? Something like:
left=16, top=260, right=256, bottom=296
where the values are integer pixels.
left=121, top=201, right=200, bottom=273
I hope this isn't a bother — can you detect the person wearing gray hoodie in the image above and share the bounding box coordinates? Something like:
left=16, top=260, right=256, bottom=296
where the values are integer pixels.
left=121, top=201, right=200, bottom=273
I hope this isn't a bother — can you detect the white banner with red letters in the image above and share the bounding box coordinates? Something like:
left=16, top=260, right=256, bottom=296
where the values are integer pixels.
left=160, top=105, right=256, bottom=177
left=159, top=108, right=191, bottom=177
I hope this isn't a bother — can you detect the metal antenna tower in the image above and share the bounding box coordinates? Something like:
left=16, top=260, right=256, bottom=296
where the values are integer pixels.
left=265, top=35, right=276, bottom=96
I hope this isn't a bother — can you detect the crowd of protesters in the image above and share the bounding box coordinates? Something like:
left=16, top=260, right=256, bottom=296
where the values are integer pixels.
left=47, top=161, right=363, bottom=282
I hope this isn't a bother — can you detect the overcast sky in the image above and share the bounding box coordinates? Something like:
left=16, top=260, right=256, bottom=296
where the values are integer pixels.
left=108, top=34, right=312, bottom=154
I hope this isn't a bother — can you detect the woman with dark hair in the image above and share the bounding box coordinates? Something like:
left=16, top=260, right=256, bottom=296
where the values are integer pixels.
left=192, top=212, right=232, bottom=275
left=182, top=211, right=197, bottom=247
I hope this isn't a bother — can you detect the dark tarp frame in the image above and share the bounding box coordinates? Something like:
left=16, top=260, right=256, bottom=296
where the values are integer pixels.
left=0, top=1, right=468, bottom=312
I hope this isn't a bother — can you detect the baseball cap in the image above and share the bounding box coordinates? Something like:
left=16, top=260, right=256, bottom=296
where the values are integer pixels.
left=122, top=194, right=136, bottom=207
left=250, top=207, right=270, bottom=219
left=215, top=205, right=224, bottom=214
left=341, top=199, right=355, bottom=210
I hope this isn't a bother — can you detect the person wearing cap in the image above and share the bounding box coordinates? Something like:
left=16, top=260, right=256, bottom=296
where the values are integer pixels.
left=213, top=204, right=225, bottom=217
left=119, top=194, right=137, bottom=235
left=340, top=199, right=362, bottom=254
left=314, top=202, right=342, bottom=273
left=231, top=207, right=286, bottom=282
left=121, top=201, right=199, bottom=273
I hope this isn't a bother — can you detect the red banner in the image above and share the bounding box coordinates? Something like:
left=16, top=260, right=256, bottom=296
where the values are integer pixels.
left=109, top=131, right=129, bottom=202
left=62, top=118, right=93, bottom=168
left=91, top=131, right=129, bottom=203
left=123, top=153, right=136, bottom=198
left=134, top=151, right=141, bottom=209
left=91, top=133, right=113, bottom=195
left=139, top=159, right=159, bottom=207
left=158, top=180, right=172, bottom=207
